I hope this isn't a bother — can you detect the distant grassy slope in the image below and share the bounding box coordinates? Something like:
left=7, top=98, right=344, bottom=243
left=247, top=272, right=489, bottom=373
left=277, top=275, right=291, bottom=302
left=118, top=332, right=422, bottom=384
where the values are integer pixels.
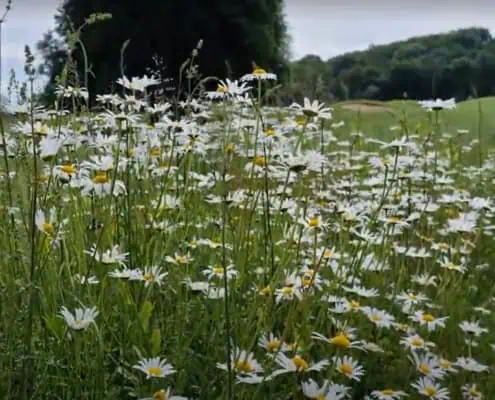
left=332, top=97, right=495, bottom=147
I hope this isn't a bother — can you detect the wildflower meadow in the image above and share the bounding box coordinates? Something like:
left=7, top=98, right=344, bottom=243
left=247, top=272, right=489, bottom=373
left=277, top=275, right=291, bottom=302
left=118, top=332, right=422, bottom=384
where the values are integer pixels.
left=1, top=49, right=495, bottom=400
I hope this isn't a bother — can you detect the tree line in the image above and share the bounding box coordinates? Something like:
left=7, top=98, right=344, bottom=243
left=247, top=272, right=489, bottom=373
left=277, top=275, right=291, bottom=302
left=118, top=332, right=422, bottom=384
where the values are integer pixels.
left=285, top=27, right=495, bottom=103
left=36, top=2, right=495, bottom=104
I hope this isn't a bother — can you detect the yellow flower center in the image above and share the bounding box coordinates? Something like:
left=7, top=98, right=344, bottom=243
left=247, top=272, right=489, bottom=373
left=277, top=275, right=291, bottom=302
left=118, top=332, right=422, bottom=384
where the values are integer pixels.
left=260, top=286, right=272, bottom=296
left=61, top=164, right=76, bottom=174
left=42, top=222, right=55, bottom=234
left=408, top=293, right=417, bottom=300
left=150, top=148, right=161, bottom=157
left=468, top=387, right=481, bottom=397
left=213, top=267, right=224, bottom=275
left=411, top=337, right=424, bottom=347
left=38, top=175, right=49, bottom=184
left=152, top=390, right=168, bottom=400
left=397, top=323, right=408, bottom=331
left=338, top=363, right=353, bottom=376
left=176, top=256, right=188, bottom=264
left=302, top=276, right=312, bottom=287
left=370, top=314, right=383, bottom=322
left=92, top=172, right=110, bottom=184
left=295, top=115, right=307, bottom=126
left=422, top=314, right=435, bottom=322
left=267, top=339, right=280, bottom=353
left=143, top=274, right=155, bottom=282
left=350, top=300, right=360, bottom=309
left=440, top=359, right=451, bottom=369
left=253, top=66, right=267, bottom=75
left=254, top=156, right=267, bottom=167
left=265, top=128, right=275, bottom=136
left=444, top=208, right=458, bottom=218
left=323, top=250, right=334, bottom=258
left=438, top=242, right=449, bottom=250
left=425, top=386, right=437, bottom=396
left=387, top=216, right=401, bottom=224
left=147, top=366, right=162, bottom=376
left=292, top=355, right=309, bottom=371
left=282, top=286, right=294, bottom=296
left=419, top=363, right=431, bottom=374
left=235, top=360, right=253, bottom=373
left=443, top=262, right=457, bottom=270
left=217, top=84, right=228, bottom=93
left=330, top=333, right=350, bottom=349
left=224, top=144, right=235, bottom=153
left=127, top=148, right=135, bottom=157
left=308, top=217, right=320, bottom=228
left=381, top=389, right=395, bottom=395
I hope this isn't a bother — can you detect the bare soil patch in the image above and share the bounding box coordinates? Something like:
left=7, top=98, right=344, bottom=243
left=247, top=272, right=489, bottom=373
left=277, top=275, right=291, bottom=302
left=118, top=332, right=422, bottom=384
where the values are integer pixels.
left=341, top=102, right=392, bottom=113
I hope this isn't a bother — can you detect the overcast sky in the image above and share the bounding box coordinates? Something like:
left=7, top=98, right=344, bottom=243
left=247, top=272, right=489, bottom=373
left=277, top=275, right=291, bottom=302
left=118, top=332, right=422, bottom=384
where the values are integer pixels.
left=1, top=0, right=495, bottom=94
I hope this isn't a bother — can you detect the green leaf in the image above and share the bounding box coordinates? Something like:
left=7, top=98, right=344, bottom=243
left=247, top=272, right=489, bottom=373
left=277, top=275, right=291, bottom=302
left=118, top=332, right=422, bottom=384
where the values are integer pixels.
left=44, top=315, right=65, bottom=341
left=151, top=328, right=161, bottom=356
left=139, top=300, right=154, bottom=333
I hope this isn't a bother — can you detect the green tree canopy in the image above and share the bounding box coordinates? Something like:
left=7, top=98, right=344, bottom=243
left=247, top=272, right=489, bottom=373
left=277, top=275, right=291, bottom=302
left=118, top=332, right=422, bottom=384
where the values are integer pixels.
left=286, top=27, right=495, bottom=103
left=38, top=0, right=288, bottom=101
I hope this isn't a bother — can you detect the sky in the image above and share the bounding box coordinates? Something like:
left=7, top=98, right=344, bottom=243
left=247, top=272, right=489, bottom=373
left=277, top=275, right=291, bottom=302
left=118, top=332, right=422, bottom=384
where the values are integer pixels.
left=1, top=0, right=495, bottom=95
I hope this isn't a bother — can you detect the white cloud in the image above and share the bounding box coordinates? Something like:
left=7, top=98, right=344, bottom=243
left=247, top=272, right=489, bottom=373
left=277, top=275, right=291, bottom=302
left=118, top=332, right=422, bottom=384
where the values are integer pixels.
left=285, top=0, right=495, bottom=59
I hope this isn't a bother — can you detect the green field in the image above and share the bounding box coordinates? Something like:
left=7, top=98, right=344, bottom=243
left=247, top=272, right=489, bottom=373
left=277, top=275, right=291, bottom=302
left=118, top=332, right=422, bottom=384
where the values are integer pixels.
left=333, top=97, right=495, bottom=146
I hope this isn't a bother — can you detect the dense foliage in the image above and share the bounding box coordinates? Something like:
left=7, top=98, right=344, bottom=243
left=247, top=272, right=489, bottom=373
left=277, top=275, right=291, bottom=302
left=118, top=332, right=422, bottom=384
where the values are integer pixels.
left=286, top=27, right=495, bottom=103
left=37, top=0, right=288, bottom=102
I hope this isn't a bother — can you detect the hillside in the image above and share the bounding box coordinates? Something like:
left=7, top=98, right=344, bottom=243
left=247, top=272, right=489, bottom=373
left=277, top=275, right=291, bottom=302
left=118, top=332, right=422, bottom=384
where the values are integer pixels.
left=286, top=27, right=495, bottom=103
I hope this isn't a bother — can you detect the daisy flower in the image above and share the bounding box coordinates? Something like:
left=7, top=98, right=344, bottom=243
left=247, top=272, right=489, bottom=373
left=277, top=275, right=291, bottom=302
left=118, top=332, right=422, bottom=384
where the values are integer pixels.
left=290, top=97, right=332, bottom=119
left=361, top=307, right=395, bottom=328
left=202, top=264, right=238, bottom=280
left=165, top=252, right=194, bottom=265
left=400, top=334, right=436, bottom=352
left=217, top=347, right=265, bottom=384
left=86, top=244, right=128, bottom=266
left=139, top=388, right=188, bottom=400
left=409, top=352, right=445, bottom=380
left=454, top=357, right=489, bottom=373
left=370, top=389, right=409, bottom=400
left=133, top=357, right=176, bottom=379
left=411, top=377, right=449, bottom=399
left=72, top=274, right=100, bottom=285
left=117, top=75, right=159, bottom=92
left=274, top=285, right=303, bottom=303
left=59, top=306, right=99, bottom=331
left=410, top=311, right=448, bottom=332
left=271, top=353, right=329, bottom=377
left=241, top=65, right=277, bottom=81
left=130, top=265, right=168, bottom=286
left=311, top=331, right=363, bottom=351
left=35, top=209, right=57, bottom=235
left=418, top=98, right=456, bottom=111
left=206, top=79, right=251, bottom=99
left=462, top=383, right=483, bottom=400
left=333, top=356, right=365, bottom=381
left=258, top=333, right=291, bottom=355
left=395, top=291, right=429, bottom=313
left=302, top=379, right=350, bottom=400
left=458, top=320, right=488, bottom=337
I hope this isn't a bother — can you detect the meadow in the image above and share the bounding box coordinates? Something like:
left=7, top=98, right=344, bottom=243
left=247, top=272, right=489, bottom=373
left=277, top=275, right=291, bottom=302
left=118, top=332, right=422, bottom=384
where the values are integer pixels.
left=1, top=68, right=495, bottom=400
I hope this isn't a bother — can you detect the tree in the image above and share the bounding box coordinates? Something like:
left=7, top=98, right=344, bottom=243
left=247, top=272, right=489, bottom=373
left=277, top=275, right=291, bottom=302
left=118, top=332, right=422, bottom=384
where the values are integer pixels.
left=38, top=0, right=288, bottom=101
left=286, top=26, right=495, bottom=102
